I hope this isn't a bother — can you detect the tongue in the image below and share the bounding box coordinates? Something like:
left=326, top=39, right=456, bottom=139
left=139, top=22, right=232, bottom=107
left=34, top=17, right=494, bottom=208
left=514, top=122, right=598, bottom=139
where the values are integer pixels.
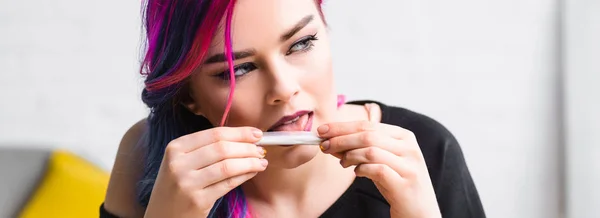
left=270, top=114, right=309, bottom=132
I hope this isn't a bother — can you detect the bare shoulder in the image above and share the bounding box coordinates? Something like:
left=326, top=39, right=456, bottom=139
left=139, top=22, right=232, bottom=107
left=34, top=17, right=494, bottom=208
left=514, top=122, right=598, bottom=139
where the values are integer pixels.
left=104, top=118, right=148, bottom=217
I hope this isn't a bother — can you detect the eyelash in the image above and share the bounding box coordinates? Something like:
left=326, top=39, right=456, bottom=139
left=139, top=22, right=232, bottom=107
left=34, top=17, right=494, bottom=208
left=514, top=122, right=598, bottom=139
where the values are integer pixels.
left=214, top=34, right=319, bottom=81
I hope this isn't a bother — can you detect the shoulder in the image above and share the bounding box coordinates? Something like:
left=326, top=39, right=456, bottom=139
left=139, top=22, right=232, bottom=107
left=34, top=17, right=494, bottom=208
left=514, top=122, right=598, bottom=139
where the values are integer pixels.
left=103, top=118, right=148, bottom=217
left=348, top=100, right=486, bottom=217
left=379, top=104, right=461, bottom=171
left=386, top=106, right=487, bottom=217
left=384, top=104, right=458, bottom=149
left=116, top=119, right=149, bottom=156
left=369, top=101, right=463, bottom=167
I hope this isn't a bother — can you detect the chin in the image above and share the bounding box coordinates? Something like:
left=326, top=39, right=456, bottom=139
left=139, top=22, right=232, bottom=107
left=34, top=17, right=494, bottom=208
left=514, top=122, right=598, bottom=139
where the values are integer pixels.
left=267, top=144, right=322, bottom=169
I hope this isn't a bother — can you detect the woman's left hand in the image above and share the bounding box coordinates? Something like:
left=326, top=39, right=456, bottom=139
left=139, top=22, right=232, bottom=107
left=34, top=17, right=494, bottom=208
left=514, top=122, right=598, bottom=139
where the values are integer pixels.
left=317, top=121, right=442, bottom=218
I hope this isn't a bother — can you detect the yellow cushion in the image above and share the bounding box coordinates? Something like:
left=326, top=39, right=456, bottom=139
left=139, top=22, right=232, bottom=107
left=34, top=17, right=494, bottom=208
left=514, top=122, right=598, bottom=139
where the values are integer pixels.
left=19, top=150, right=110, bottom=218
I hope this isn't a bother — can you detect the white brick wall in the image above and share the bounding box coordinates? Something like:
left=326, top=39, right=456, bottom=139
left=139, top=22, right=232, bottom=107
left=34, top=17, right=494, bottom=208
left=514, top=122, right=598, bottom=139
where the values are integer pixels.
left=326, top=0, right=562, bottom=217
left=0, top=1, right=147, bottom=169
left=0, top=0, right=573, bottom=217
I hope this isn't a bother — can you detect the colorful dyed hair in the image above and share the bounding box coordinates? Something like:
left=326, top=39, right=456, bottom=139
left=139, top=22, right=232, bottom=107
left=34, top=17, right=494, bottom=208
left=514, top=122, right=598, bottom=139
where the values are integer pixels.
left=136, top=0, right=325, bottom=217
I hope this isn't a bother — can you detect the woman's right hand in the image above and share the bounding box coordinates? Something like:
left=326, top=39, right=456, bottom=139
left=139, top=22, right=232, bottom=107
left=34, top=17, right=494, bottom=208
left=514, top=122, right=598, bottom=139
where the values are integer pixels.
left=144, top=127, right=267, bottom=218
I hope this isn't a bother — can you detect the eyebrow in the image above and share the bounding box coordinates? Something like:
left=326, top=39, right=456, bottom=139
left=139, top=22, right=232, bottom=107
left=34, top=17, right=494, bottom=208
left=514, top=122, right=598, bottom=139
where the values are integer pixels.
left=280, top=15, right=314, bottom=42
left=203, top=14, right=315, bottom=64
left=203, top=49, right=256, bottom=64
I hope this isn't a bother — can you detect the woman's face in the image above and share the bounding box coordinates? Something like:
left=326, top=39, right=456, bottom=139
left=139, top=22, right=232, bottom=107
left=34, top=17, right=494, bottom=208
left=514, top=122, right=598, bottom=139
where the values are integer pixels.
left=187, top=0, right=337, bottom=168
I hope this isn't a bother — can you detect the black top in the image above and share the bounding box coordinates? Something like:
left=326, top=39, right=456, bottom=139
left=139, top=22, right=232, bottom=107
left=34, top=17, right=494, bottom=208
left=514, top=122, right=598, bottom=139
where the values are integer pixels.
left=100, top=100, right=486, bottom=218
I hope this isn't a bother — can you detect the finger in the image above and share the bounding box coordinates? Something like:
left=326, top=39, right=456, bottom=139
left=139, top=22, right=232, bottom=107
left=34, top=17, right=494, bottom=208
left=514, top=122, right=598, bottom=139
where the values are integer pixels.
left=355, top=163, right=403, bottom=187
left=340, top=147, right=395, bottom=168
left=195, top=172, right=258, bottom=207
left=321, top=131, right=402, bottom=156
left=330, top=152, right=344, bottom=160
left=341, top=147, right=417, bottom=179
left=176, top=141, right=266, bottom=170
left=172, top=127, right=263, bottom=153
left=197, top=157, right=268, bottom=188
left=317, top=121, right=413, bottom=141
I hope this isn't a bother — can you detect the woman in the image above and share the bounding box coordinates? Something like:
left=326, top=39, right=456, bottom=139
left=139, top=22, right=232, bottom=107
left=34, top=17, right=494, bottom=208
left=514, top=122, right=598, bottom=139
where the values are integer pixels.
left=101, top=0, right=486, bottom=217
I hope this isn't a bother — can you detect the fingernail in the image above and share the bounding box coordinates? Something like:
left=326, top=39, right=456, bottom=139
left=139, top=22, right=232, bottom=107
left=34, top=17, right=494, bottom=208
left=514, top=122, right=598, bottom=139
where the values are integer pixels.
left=320, top=140, right=330, bottom=151
left=257, top=146, right=266, bottom=157
left=317, top=125, right=329, bottom=135
left=252, top=129, right=263, bottom=138
left=260, top=158, right=269, bottom=167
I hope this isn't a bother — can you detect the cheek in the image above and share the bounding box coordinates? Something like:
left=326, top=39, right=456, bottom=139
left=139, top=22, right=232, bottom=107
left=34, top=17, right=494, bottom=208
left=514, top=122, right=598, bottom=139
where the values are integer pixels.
left=189, top=75, right=236, bottom=125
left=193, top=89, right=264, bottom=127
left=191, top=89, right=227, bottom=125
left=198, top=90, right=265, bottom=126
left=190, top=68, right=268, bottom=128
left=226, top=92, right=264, bottom=127
left=301, top=41, right=334, bottom=98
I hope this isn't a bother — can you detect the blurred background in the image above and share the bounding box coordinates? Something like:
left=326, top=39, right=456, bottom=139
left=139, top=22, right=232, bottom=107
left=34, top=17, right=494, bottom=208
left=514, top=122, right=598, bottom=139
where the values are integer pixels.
left=0, top=0, right=598, bottom=217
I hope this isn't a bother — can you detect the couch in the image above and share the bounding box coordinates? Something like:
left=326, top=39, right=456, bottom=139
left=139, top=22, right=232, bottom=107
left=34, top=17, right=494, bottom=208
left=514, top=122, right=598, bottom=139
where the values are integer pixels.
left=0, top=148, right=110, bottom=218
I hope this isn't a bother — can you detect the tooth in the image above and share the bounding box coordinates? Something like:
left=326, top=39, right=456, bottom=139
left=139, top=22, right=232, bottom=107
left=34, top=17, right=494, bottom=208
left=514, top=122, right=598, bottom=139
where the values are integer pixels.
left=283, top=116, right=300, bottom=125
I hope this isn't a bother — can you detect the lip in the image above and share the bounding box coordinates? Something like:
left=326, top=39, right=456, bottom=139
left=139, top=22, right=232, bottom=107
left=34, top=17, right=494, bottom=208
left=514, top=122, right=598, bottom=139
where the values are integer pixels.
left=267, top=110, right=313, bottom=132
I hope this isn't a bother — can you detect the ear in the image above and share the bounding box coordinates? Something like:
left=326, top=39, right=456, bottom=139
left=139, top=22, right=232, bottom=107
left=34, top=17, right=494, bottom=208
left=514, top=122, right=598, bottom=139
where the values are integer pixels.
left=182, top=101, right=204, bottom=116
left=181, top=91, right=204, bottom=116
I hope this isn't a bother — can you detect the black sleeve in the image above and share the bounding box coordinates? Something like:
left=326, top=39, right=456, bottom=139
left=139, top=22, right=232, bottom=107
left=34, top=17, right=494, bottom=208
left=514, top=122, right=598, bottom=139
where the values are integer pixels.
left=426, top=125, right=486, bottom=218
left=385, top=106, right=486, bottom=218
left=100, top=203, right=121, bottom=218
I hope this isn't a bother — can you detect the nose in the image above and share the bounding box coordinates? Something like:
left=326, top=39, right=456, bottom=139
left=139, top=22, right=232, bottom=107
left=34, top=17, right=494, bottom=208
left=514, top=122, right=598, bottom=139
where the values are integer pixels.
left=265, top=61, right=301, bottom=105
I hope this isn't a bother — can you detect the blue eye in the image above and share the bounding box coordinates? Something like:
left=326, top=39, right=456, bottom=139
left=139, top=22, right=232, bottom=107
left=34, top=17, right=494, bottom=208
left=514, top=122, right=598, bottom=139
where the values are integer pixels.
left=287, top=34, right=318, bottom=55
left=215, top=62, right=257, bottom=81
left=213, top=34, right=318, bottom=81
